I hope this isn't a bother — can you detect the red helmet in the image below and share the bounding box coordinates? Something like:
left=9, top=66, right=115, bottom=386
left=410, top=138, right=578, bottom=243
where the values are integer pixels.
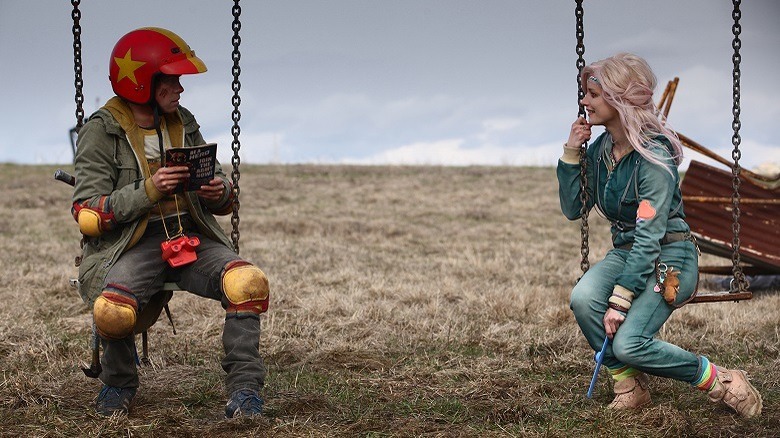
left=109, top=27, right=207, bottom=104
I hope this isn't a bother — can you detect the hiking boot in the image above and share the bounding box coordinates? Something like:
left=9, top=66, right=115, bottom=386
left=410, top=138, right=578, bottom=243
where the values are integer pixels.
left=707, top=367, right=762, bottom=418
left=225, top=388, right=264, bottom=418
left=95, top=385, right=136, bottom=416
left=608, top=373, right=652, bottom=410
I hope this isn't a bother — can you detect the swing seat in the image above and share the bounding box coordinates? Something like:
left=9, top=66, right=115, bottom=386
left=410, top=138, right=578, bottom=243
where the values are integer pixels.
left=681, top=160, right=780, bottom=303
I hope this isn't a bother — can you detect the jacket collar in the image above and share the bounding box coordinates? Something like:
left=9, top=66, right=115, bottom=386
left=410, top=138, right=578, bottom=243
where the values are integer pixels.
left=98, top=96, right=186, bottom=178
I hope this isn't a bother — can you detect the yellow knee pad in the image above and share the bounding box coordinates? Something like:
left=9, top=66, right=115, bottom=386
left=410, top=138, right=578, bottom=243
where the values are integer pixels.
left=223, top=261, right=270, bottom=315
left=93, top=286, right=138, bottom=340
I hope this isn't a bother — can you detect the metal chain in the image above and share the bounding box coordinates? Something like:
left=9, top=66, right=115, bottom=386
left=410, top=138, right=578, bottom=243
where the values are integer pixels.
left=729, top=0, right=747, bottom=292
left=575, top=0, right=590, bottom=273
left=71, top=0, right=85, bottom=131
left=230, top=0, right=243, bottom=254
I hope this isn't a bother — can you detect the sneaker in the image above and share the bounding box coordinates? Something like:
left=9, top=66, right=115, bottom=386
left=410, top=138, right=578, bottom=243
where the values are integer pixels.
left=608, top=373, right=652, bottom=410
left=95, top=385, right=137, bottom=416
left=225, top=388, right=264, bottom=418
left=708, top=367, right=762, bottom=418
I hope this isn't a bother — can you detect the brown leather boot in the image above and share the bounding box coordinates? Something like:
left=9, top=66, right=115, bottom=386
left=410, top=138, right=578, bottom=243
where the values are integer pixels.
left=608, top=373, right=652, bottom=409
left=707, top=367, right=762, bottom=418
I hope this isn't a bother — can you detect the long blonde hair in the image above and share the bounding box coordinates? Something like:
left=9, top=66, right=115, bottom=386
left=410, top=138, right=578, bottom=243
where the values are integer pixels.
left=582, top=53, right=683, bottom=170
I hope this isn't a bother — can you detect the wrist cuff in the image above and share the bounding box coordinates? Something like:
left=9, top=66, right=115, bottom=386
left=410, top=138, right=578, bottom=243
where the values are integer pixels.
left=561, top=143, right=581, bottom=164
left=609, top=284, right=635, bottom=311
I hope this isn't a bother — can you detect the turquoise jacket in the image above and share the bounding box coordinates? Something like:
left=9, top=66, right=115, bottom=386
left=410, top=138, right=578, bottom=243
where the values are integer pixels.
left=72, top=98, right=234, bottom=306
left=557, top=133, right=693, bottom=295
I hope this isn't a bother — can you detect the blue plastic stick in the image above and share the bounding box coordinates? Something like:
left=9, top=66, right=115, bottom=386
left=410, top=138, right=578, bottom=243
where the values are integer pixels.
left=587, top=336, right=610, bottom=398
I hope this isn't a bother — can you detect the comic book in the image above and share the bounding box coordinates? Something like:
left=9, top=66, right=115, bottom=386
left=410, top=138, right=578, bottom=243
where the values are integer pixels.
left=165, top=143, right=218, bottom=193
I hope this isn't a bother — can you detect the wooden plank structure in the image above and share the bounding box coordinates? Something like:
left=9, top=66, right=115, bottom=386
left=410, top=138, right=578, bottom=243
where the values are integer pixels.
left=681, top=160, right=780, bottom=278
left=681, top=160, right=780, bottom=302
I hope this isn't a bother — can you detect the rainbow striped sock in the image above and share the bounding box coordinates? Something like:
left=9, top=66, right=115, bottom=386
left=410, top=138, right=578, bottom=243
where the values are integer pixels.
left=693, top=356, right=718, bottom=392
left=608, top=365, right=641, bottom=382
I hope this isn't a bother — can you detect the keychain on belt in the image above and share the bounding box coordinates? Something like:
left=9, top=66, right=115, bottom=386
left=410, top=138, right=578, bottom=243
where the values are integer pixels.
left=653, top=259, right=680, bottom=304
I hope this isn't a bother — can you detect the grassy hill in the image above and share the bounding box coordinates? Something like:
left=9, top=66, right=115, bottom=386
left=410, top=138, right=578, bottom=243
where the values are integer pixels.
left=1, top=163, right=777, bottom=437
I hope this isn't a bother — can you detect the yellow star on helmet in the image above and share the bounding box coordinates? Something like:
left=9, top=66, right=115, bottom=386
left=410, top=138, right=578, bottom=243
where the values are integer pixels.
left=114, top=49, right=146, bottom=84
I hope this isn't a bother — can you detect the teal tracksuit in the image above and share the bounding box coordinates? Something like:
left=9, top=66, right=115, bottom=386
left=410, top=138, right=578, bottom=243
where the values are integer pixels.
left=557, top=132, right=705, bottom=383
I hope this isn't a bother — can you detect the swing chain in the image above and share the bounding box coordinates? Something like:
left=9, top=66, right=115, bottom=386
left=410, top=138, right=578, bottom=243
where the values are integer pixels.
left=729, top=0, right=747, bottom=292
left=71, top=0, right=85, bottom=131
left=230, top=0, right=242, bottom=254
left=575, top=0, right=590, bottom=273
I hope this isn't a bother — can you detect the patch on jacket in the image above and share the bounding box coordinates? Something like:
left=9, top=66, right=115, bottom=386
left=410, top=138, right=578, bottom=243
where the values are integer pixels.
left=636, top=200, right=656, bottom=223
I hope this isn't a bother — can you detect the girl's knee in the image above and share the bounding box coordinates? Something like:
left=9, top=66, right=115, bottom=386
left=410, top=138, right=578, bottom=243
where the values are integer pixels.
left=569, top=282, right=598, bottom=314
left=611, top=334, right=644, bottom=365
left=569, top=287, right=584, bottom=314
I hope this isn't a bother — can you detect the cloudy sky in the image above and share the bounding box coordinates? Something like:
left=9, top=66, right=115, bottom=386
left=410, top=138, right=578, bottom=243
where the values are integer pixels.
left=1, top=1, right=778, bottom=169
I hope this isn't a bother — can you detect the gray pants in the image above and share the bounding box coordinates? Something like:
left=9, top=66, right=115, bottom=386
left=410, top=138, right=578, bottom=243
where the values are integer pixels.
left=99, top=216, right=266, bottom=394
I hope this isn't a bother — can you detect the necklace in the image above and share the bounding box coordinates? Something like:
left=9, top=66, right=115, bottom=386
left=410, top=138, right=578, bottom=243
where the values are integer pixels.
left=607, top=133, right=629, bottom=167
left=607, top=133, right=619, bottom=168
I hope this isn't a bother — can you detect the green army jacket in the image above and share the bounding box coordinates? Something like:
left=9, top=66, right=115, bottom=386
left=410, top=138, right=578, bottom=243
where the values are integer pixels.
left=72, top=97, right=234, bottom=306
left=557, top=132, right=693, bottom=296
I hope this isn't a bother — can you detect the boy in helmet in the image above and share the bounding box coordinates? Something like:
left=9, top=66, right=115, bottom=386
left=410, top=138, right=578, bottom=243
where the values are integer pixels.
left=72, top=27, right=269, bottom=418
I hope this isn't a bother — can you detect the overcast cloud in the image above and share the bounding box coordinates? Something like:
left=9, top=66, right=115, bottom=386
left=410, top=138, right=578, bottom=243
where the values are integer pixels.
left=1, top=1, right=778, bottom=169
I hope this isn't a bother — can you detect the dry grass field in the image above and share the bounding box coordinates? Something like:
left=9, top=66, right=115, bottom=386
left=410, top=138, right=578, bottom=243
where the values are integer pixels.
left=1, top=163, right=778, bottom=437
